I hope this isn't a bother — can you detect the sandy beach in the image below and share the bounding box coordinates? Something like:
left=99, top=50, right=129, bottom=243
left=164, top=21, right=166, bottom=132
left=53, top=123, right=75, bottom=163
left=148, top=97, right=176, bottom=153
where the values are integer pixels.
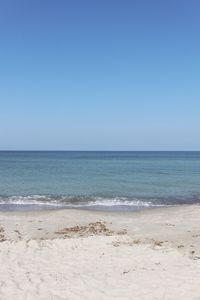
left=0, top=205, right=200, bottom=300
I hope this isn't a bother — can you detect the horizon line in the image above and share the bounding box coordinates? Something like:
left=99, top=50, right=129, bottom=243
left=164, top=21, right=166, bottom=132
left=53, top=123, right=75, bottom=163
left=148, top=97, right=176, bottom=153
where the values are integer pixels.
left=0, top=150, right=199, bottom=152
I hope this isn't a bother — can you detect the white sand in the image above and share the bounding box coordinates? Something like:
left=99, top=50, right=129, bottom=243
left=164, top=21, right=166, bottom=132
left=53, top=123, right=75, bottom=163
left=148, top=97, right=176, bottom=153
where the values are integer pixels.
left=0, top=205, right=200, bottom=300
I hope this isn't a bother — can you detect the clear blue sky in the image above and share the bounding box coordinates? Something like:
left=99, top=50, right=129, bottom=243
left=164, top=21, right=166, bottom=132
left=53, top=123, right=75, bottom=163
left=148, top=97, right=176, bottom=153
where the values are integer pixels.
left=0, top=0, right=199, bottom=150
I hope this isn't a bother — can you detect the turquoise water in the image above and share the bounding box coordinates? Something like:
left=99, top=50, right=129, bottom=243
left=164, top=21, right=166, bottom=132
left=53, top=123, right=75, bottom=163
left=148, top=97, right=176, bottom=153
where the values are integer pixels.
left=0, top=151, right=200, bottom=211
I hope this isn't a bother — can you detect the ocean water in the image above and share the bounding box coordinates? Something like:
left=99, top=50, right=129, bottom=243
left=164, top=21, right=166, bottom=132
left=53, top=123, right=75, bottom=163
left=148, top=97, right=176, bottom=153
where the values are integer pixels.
left=0, top=151, right=200, bottom=211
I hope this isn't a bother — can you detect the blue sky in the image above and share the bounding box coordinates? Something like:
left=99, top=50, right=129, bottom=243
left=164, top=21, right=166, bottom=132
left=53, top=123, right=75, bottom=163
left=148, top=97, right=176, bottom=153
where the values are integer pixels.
left=0, top=0, right=199, bottom=150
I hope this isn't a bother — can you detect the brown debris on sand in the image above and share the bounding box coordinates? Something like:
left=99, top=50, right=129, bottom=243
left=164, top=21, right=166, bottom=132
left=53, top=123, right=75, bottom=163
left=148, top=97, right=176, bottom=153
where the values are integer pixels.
left=0, top=226, right=6, bottom=242
left=55, top=221, right=115, bottom=238
left=152, top=240, right=165, bottom=247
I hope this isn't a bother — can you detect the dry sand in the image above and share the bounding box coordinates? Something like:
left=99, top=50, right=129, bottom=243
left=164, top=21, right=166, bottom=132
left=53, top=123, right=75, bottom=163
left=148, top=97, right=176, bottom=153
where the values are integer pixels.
left=0, top=205, right=200, bottom=300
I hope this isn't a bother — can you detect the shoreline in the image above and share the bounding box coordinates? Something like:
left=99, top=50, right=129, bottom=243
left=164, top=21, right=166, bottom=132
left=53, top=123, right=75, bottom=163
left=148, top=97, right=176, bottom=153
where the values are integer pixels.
left=0, top=201, right=196, bottom=214
left=0, top=204, right=200, bottom=299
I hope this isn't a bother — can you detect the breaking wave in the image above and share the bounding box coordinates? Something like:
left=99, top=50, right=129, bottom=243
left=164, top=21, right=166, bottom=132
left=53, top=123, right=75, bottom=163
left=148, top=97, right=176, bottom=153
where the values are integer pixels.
left=0, top=195, right=166, bottom=209
left=0, top=194, right=199, bottom=211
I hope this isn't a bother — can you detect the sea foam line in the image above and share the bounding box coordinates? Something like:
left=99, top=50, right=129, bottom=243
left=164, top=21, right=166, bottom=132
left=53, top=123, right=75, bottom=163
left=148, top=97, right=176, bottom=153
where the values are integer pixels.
left=0, top=195, right=166, bottom=208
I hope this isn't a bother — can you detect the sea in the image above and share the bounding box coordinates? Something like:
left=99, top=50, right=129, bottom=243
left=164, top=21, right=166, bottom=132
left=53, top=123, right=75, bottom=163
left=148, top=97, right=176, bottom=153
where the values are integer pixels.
left=0, top=151, right=200, bottom=211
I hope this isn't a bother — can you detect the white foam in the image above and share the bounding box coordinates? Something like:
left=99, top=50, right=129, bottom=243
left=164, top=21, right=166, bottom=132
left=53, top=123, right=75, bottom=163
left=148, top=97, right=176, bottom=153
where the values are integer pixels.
left=0, top=195, right=166, bottom=208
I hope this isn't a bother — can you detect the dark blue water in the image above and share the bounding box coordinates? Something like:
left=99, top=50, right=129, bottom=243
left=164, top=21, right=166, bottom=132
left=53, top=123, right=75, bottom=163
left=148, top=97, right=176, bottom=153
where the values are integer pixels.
left=0, top=151, right=200, bottom=211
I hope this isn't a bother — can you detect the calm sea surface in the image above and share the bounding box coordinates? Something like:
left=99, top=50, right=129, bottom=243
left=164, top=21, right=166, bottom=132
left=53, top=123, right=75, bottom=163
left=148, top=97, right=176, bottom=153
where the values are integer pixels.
left=0, top=151, right=200, bottom=211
